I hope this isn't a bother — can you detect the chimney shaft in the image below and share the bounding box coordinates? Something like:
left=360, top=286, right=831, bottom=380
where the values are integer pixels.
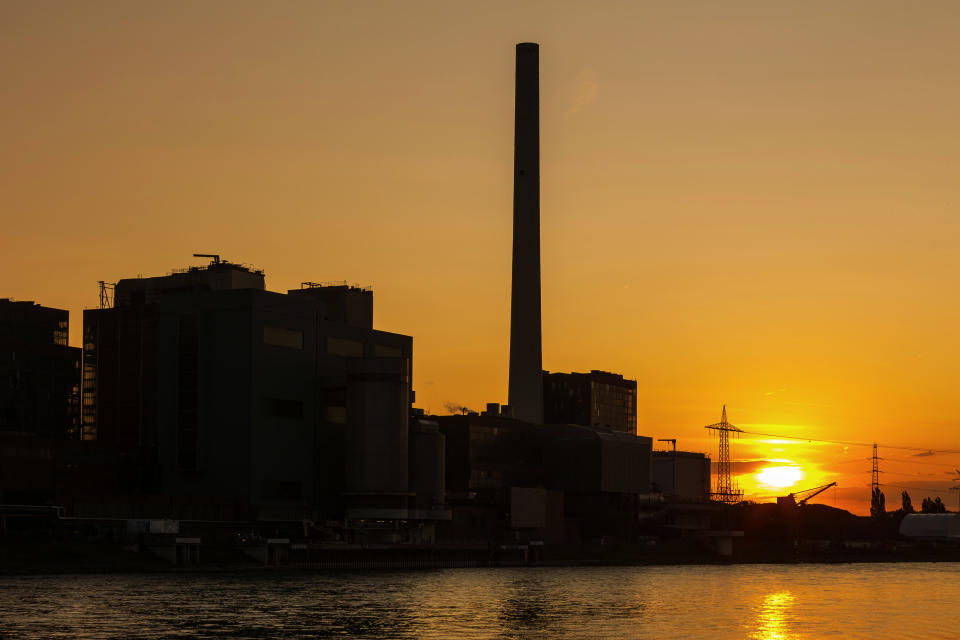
left=508, top=42, right=543, bottom=424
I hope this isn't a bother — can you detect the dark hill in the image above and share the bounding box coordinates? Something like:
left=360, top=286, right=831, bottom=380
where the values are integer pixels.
left=735, top=502, right=874, bottom=541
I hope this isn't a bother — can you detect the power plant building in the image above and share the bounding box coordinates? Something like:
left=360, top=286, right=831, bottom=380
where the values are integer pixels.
left=652, top=450, right=711, bottom=502
left=543, top=370, right=638, bottom=434
left=0, top=299, right=80, bottom=439
left=81, top=259, right=421, bottom=524
left=0, top=299, right=84, bottom=507
left=434, top=412, right=652, bottom=547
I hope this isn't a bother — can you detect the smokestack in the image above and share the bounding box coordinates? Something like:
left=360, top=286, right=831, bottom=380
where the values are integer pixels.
left=508, top=42, right=543, bottom=424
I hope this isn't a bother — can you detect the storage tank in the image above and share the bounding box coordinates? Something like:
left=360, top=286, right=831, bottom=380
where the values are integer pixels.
left=899, top=514, right=960, bottom=539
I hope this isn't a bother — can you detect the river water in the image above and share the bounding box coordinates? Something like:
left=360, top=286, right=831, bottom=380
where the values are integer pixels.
left=0, top=563, right=955, bottom=639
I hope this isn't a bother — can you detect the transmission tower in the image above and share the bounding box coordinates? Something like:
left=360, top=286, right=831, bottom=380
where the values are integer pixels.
left=704, top=405, right=743, bottom=504
left=870, top=442, right=885, bottom=518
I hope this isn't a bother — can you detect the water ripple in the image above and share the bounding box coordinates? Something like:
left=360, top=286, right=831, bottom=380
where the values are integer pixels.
left=1, top=564, right=958, bottom=639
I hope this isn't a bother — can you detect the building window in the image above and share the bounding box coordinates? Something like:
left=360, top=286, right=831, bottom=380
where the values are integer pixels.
left=374, top=344, right=402, bottom=358
left=54, top=320, right=68, bottom=346
left=263, top=326, right=303, bottom=350
left=327, top=336, right=363, bottom=357
left=263, top=397, right=304, bottom=420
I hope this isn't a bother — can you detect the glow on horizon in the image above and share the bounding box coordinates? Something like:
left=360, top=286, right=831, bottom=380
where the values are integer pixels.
left=755, top=466, right=804, bottom=490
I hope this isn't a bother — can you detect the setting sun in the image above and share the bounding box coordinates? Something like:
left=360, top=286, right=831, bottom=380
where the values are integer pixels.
left=756, top=466, right=804, bottom=489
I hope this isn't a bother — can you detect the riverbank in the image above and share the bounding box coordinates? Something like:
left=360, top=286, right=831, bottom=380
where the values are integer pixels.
left=4, top=537, right=960, bottom=576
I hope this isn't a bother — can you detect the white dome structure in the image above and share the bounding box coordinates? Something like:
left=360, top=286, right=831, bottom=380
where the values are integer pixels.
left=899, top=514, right=960, bottom=539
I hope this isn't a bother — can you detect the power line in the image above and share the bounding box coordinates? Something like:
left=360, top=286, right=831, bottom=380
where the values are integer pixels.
left=879, top=482, right=955, bottom=493
left=741, top=430, right=870, bottom=448
left=739, top=428, right=960, bottom=454
left=823, top=457, right=872, bottom=466
left=882, top=455, right=960, bottom=468
left=881, top=471, right=953, bottom=481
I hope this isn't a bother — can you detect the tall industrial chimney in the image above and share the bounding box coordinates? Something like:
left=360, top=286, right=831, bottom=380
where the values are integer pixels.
left=508, top=42, right=543, bottom=424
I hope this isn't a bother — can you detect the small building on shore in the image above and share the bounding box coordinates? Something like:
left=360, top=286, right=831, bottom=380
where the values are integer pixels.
left=899, top=513, right=960, bottom=540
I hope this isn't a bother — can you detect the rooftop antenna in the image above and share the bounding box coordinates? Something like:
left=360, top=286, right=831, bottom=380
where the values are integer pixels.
left=704, top=405, right=743, bottom=504
left=97, top=281, right=114, bottom=309
left=193, top=253, right=221, bottom=265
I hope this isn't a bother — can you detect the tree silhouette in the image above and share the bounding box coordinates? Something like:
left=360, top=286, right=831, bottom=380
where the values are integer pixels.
left=870, top=486, right=886, bottom=519
left=901, top=491, right=914, bottom=513
left=921, top=496, right=947, bottom=513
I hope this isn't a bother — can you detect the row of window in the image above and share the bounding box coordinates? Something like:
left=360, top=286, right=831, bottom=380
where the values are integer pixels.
left=263, top=326, right=405, bottom=360
left=262, top=397, right=349, bottom=424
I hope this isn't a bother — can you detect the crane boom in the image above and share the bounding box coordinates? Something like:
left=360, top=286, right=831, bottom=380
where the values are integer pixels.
left=777, top=482, right=837, bottom=508
left=794, top=482, right=837, bottom=506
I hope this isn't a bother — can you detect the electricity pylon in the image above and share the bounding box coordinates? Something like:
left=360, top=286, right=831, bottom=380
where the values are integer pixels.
left=704, top=405, right=743, bottom=504
left=870, top=442, right=885, bottom=518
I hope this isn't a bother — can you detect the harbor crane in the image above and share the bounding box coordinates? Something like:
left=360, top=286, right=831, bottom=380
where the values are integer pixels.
left=657, top=438, right=676, bottom=452
left=777, top=482, right=837, bottom=508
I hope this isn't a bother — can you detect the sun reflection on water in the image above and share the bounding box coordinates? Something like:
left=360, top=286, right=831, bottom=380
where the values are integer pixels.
left=751, top=591, right=797, bottom=640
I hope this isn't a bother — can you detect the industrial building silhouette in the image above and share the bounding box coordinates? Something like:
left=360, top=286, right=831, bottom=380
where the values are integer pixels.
left=0, top=44, right=713, bottom=564
left=0, top=299, right=79, bottom=439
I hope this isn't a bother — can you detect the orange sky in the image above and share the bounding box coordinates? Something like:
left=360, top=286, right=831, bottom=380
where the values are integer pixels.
left=2, top=1, right=958, bottom=514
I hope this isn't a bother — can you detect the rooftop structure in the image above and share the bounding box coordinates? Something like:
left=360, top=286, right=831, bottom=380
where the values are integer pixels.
left=113, top=258, right=265, bottom=307
left=289, top=283, right=373, bottom=329
left=543, top=370, right=638, bottom=434
left=0, top=298, right=68, bottom=346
